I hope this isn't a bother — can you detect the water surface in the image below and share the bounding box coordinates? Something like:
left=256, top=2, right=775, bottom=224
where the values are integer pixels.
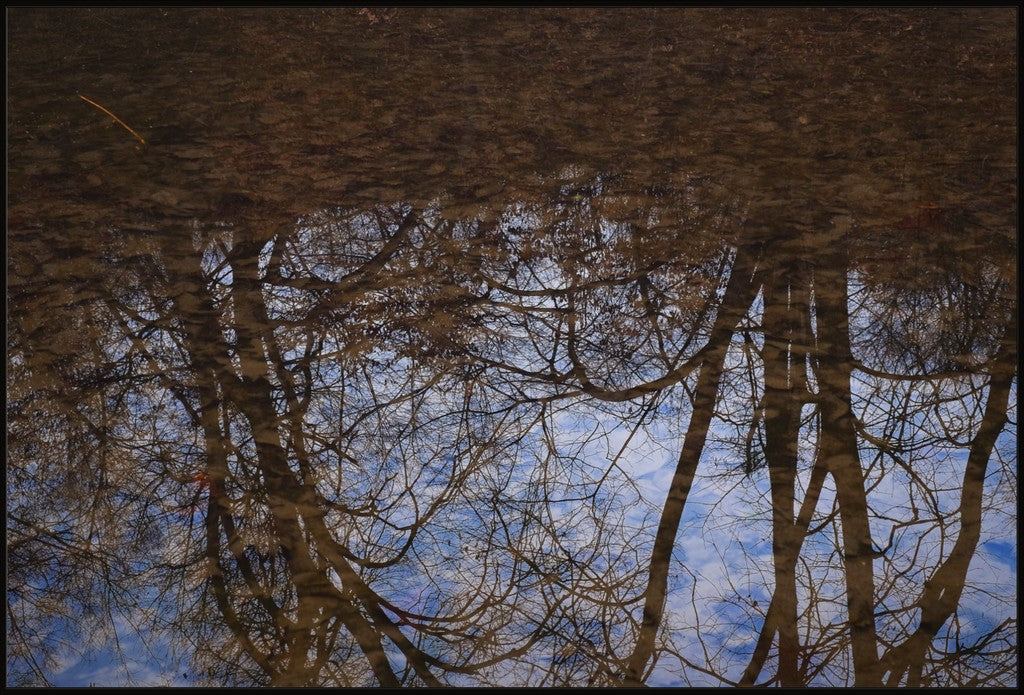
left=7, top=8, right=1017, bottom=687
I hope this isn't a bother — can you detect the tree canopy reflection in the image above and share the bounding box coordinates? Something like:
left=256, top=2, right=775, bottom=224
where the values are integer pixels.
left=7, top=8, right=1016, bottom=687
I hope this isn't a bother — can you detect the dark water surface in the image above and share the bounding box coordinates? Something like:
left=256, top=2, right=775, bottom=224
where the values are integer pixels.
left=7, top=8, right=1017, bottom=687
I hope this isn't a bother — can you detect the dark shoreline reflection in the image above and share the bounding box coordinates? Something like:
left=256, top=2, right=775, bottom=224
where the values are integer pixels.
left=7, top=8, right=1016, bottom=687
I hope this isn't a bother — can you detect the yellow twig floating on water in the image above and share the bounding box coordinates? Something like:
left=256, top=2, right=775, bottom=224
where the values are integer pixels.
left=78, top=94, right=147, bottom=145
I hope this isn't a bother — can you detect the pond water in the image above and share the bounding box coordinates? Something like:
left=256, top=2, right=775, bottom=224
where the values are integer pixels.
left=7, top=8, right=1017, bottom=687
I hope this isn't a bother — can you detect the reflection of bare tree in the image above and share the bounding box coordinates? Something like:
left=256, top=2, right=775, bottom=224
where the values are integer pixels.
left=620, top=242, right=762, bottom=686
left=471, top=197, right=1016, bottom=687
left=102, top=207, right=574, bottom=686
left=732, top=217, right=1017, bottom=687
left=852, top=220, right=1018, bottom=687
left=7, top=257, right=179, bottom=685
left=10, top=185, right=1016, bottom=686
left=6, top=186, right=1016, bottom=687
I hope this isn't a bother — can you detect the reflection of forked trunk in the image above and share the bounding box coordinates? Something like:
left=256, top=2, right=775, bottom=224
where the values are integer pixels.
left=225, top=239, right=419, bottom=686
left=167, top=234, right=404, bottom=686
left=879, top=311, right=1016, bottom=686
left=622, top=245, right=760, bottom=685
left=813, top=227, right=881, bottom=687
left=756, top=261, right=810, bottom=686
